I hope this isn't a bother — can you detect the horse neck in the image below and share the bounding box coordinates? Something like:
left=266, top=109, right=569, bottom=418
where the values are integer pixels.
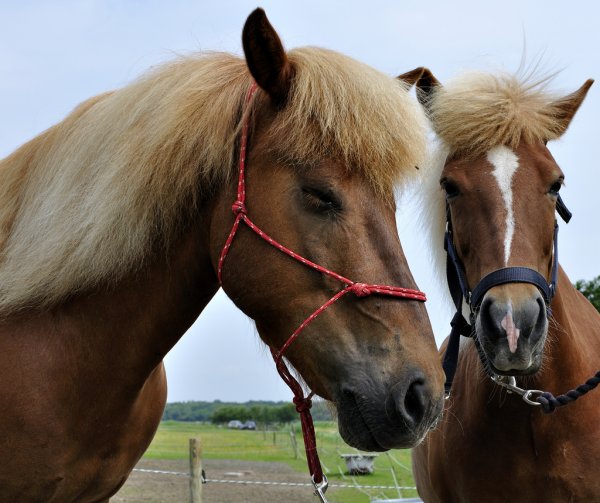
left=48, top=203, right=220, bottom=381
left=537, top=265, right=600, bottom=389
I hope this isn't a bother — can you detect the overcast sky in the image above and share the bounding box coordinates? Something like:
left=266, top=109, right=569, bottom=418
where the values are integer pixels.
left=1, top=1, right=598, bottom=403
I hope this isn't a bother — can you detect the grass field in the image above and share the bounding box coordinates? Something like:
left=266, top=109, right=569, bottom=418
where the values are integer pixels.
left=143, top=421, right=419, bottom=502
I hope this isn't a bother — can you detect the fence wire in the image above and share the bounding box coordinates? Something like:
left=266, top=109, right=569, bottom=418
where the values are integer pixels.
left=132, top=468, right=416, bottom=491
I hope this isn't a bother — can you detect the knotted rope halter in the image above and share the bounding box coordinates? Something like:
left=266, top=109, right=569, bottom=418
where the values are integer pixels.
left=218, top=82, right=427, bottom=501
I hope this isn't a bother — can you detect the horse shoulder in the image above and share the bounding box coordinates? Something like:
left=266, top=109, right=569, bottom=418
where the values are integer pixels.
left=0, top=315, right=167, bottom=501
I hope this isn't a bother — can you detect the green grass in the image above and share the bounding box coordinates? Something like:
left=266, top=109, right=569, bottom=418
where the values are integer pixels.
left=144, top=421, right=418, bottom=502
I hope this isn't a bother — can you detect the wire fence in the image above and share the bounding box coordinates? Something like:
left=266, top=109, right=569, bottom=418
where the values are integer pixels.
left=130, top=427, right=422, bottom=502
left=133, top=467, right=417, bottom=491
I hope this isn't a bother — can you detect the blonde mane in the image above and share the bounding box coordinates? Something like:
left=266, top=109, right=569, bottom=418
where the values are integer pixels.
left=0, top=48, right=425, bottom=313
left=426, top=72, right=566, bottom=157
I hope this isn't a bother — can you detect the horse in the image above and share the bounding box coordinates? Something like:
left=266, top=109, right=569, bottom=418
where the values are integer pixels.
left=411, top=68, right=600, bottom=502
left=0, top=8, right=446, bottom=502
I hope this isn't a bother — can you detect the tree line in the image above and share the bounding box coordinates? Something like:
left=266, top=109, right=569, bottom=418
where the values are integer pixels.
left=162, top=399, right=334, bottom=424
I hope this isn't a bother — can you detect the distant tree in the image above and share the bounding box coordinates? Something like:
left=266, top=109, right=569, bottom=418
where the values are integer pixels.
left=162, top=400, right=319, bottom=423
left=575, top=276, right=600, bottom=313
left=249, top=405, right=270, bottom=427
left=310, top=400, right=334, bottom=421
left=274, top=403, right=297, bottom=423
left=211, top=405, right=250, bottom=423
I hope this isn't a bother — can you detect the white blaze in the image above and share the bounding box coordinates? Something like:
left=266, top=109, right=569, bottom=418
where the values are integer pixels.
left=501, top=304, right=520, bottom=353
left=487, top=146, right=519, bottom=265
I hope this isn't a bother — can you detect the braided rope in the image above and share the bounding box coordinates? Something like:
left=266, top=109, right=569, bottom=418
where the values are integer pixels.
left=537, top=370, right=600, bottom=413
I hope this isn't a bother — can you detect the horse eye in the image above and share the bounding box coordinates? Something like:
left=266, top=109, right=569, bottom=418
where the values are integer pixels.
left=441, top=179, right=460, bottom=199
left=549, top=181, right=563, bottom=196
left=301, top=187, right=341, bottom=214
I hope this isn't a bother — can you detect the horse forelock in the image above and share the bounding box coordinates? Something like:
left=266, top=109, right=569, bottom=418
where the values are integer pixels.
left=273, top=48, right=426, bottom=197
left=0, top=48, right=425, bottom=313
left=428, top=71, right=566, bottom=158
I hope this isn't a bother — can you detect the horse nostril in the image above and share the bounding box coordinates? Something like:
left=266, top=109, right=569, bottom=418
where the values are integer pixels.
left=387, top=372, right=430, bottom=429
left=530, top=294, right=547, bottom=338
left=404, top=377, right=428, bottom=426
left=479, top=296, right=503, bottom=340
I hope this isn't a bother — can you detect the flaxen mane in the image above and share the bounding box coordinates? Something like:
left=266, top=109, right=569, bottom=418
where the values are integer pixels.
left=425, top=72, right=566, bottom=158
left=0, top=48, right=425, bottom=313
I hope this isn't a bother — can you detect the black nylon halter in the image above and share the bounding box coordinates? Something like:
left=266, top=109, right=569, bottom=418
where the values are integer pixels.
left=442, top=194, right=572, bottom=396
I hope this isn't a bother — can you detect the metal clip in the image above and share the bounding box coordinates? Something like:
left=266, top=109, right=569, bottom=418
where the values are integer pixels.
left=312, top=474, right=330, bottom=502
left=490, top=375, right=543, bottom=407
left=522, top=389, right=544, bottom=406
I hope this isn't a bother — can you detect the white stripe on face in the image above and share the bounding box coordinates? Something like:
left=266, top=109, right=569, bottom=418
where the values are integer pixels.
left=487, top=146, right=519, bottom=265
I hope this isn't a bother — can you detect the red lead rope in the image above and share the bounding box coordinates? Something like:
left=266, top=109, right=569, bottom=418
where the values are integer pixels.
left=217, top=82, right=427, bottom=494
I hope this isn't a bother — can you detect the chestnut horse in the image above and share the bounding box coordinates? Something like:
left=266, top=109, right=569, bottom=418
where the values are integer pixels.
left=411, top=70, right=600, bottom=502
left=0, top=9, right=445, bottom=502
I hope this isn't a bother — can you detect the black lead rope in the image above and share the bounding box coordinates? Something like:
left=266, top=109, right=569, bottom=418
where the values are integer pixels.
left=537, top=372, right=600, bottom=412
left=442, top=194, right=600, bottom=412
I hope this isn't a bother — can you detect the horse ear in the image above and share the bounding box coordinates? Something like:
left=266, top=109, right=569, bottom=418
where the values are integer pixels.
left=551, top=79, right=594, bottom=137
left=415, top=68, right=442, bottom=113
left=242, top=8, right=294, bottom=106
left=397, top=67, right=426, bottom=89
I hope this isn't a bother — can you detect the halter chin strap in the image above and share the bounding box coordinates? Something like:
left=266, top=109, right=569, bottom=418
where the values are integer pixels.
left=218, top=83, right=427, bottom=498
left=442, top=194, right=571, bottom=396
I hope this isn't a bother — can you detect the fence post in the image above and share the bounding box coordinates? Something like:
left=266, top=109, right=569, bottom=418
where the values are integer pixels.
left=290, top=425, right=298, bottom=459
left=189, top=437, right=202, bottom=503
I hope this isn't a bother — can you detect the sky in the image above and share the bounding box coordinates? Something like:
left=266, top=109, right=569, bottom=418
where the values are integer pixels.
left=1, top=1, right=598, bottom=403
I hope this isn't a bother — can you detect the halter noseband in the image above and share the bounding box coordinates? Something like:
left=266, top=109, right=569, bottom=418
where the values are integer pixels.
left=217, top=82, right=427, bottom=499
left=442, top=192, right=572, bottom=397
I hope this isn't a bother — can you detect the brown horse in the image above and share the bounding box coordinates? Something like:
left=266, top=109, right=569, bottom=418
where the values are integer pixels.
left=0, top=9, right=445, bottom=502
left=411, top=69, right=600, bottom=502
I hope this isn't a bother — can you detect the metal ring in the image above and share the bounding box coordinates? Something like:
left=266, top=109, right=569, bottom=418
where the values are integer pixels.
left=522, top=390, right=544, bottom=406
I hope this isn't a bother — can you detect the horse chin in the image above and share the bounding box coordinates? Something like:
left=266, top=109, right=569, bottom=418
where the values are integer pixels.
left=337, top=417, right=388, bottom=452
left=334, top=392, right=432, bottom=451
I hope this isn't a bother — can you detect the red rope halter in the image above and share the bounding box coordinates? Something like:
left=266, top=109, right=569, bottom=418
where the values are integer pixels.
left=218, top=82, right=427, bottom=491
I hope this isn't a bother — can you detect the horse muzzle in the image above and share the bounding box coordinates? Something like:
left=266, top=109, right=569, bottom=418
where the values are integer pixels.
left=476, top=287, right=548, bottom=375
left=334, top=369, right=444, bottom=451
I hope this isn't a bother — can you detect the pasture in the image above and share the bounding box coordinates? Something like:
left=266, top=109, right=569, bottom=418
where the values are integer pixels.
left=114, top=421, right=418, bottom=502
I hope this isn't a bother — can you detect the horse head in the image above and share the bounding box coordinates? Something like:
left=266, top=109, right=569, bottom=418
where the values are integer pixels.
left=417, top=68, right=593, bottom=376
left=212, top=9, right=445, bottom=450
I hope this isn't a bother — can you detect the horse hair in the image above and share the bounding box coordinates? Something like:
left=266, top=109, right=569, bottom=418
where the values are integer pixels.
left=0, top=49, right=425, bottom=314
